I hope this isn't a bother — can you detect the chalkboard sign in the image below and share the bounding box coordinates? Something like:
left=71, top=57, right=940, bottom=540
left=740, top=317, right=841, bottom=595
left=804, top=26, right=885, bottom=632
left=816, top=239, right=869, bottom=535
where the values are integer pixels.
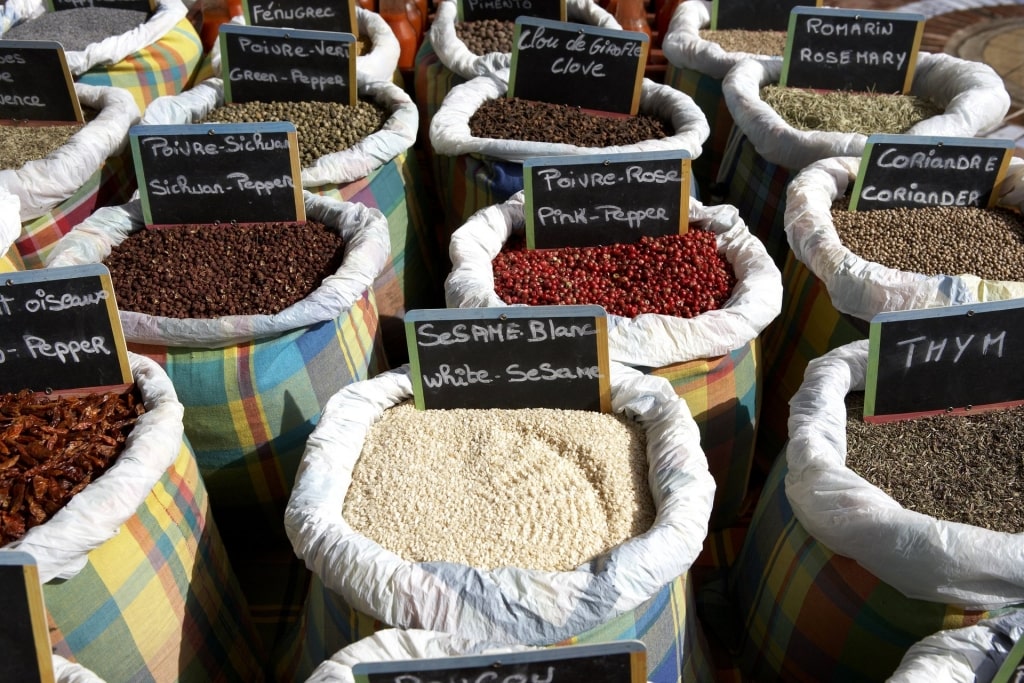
left=405, top=306, right=612, bottom=412
left=710, top=0, right=819, bottom=31
left=508, top=17, right=648, bottom=116
left=353, top=640, right=646, bottom=683
left=220, top=24, right=356, bottom=105
left=0, top=553, right=54, bottom=683
left=0, top=265, right=132, bottom=396
left=524, top=151, right=691, bottom=248
left=457, top=0, right=566, bottom=23
left=0, top=41, right=82, bottom=122
left=47, top=0, right=153, bottom=12
left=849, top=134, right=1014, bottom=211
left=243, top=0, right=357, bottom=35
left=780, top=7, right=924, bottom=93
left=130, top=122, right=305, bottom=227
left=864, top=299, right=1024, bottom=422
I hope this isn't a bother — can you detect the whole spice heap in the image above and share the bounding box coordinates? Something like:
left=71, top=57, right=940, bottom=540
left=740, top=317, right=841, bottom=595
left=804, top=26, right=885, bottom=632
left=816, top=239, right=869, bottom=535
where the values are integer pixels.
left=0, top=388, right=145, bottom=545
left=103, top=220, right=346, bottom=318
left=469, top=98, right=672, bottom=147
left=698, top=29, right=786, bottom=55
left=493, top=231, right=736, bottom=318
left=3, top=8, right=150, bottom=52
left=201, top=100, right=387, bottom=168
left=760, top=85, right=943, bottom=135
left=844, top=392, right=1024, bottom=533
left=831, top=198, right=1024, bottom=281
left=455, top=19, right=515, bottom=55
left=344, top=402, right=654, bottom=572
left=1, top=108, right=99, bottom=170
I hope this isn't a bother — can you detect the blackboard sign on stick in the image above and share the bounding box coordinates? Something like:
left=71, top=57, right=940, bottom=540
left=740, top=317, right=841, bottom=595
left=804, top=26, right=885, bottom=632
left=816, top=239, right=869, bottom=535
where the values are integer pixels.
left=0, top=41, right=83, bottom=122
left=524, top=150, right=692, bottom=248
left=457, top=0, right=566, bottom=23
left=508, top=17, right=648, bottom=116
left=243, top=0, right=357, bottom=35
left=0, top=265, right=132, bottom=396
left=405, top=305, right=612, bottom=412
left=710, top=0, right=820, bottom=31
left=220, top=24, right=357, bottom=105
left=849, top=134, right=1014, bottom=211
left=864, top=299, right=1024, bottom=423
left=130, top=122, right=305, bottom=227
left=46, top=0, right=154, bottom=12
left=0, top=552, right=55, bottom=683
left=353, top=639, right=647, bottom=683
left=780, top=7, right=924, bottom=93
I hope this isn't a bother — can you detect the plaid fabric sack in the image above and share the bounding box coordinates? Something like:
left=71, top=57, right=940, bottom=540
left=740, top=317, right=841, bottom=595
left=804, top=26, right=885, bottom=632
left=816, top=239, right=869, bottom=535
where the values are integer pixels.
left=1, top=84, right=139, bottom=269
left=12, top=354, right=264, bottom=682
left=0, top=187, right=23, bottom=272
left=445, top=192, right=782, bottom=529
left=429, top=70, right=710, bottom=242
left=758, top=155, right=1024, bottom=472
left=142, top=75, right=444, bottom=366
left=719, top=54, right=1011, bottom=268
left=661, top=0, right=778, bottom=194
left=44, top=193, right=390, bottom=658
left=730, top=342, right=1024, bottom=682
left=281, top=365, right=716, bottom=682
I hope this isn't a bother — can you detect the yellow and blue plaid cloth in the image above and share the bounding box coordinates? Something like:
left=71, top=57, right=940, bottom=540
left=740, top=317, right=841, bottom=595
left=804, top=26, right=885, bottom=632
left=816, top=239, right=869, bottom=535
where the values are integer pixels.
left=45, top=443, right=265, bottom=682
left=77, top=17, right=205, bottom=112
left=1, top=243, right=24, bottom=272
left=664, top=63, right=734, bottom=197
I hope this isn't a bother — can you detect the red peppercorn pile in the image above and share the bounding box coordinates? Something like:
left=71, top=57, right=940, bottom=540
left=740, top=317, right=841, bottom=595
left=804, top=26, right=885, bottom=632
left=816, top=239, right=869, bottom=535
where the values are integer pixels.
left=492, top=231, right=737, bottom=318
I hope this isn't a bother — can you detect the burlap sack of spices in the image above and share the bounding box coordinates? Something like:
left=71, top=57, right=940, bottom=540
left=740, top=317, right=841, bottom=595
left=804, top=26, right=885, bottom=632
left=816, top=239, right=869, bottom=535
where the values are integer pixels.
left=280, top=364, right=716, bottom=683
left=660, top=0, right=778, bottom=194
left=718, top=52, right=1011, bottom=267
left=429, top=69, right=710, bottom=238
left=729, top=341, right=1024, bottom=682
left=6, top=353, right=263, bottom=682
left=757, top=155, right=1024, bottom=469
left=887, top=610, right=1024, bottom=683
left=0, top=187, right=23, bottom=272
left=142, top=74, right=443, bottom=364
left=0, top=84, right=140, bottom=269
left=1, top=0, right=202, bottom=111
left=445, top=191, right=782, bottom=529
left=44, top=193, right=390, bottom=658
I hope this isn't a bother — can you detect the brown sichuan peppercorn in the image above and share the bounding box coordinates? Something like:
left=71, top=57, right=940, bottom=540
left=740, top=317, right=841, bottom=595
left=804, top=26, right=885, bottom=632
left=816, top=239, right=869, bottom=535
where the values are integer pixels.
left=492, top=231, right=736, bottom=318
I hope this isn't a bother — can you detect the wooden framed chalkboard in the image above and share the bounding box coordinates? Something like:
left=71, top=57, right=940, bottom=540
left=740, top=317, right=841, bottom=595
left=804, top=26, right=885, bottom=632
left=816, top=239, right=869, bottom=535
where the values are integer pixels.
left=46, top=0, right=154, bottom=11
left=405, top=306, right=612, bottom=412
left=864, top=299, right=1024, bottom=423
left=710, top=0, right=820, bottom=31
left=243, top=0, right=357, bottom=34
left=353, top=640, right=647, bottom=683
left=524, top=150, right=691, bottom=248
left=508, top=17, right=648, bottom=116
left=0, top=265, right=132, bottom=396
left=130, top=122, right=305, bottom=227
left=0, top=41, right=83, bottom=123
left=849, top=134, right=1014, bottom=211
left=0, top=553, right=54, bottom=683
left=220, top=24, right=357, bottom=105
left=780, top=7, right=924, bottom=94
left=457, top=0, right=566, bottom=23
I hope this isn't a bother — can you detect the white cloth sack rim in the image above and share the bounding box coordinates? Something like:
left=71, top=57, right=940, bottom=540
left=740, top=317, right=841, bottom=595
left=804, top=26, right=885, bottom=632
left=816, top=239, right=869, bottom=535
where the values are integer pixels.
left=140, top=74, right=417, bottom=187
left=722, top=53, right=1012, bottom=170
left=661, top=0, right=778, bottom=80
left=1, top=353, right=184, bottom=583
left=44, top=192, right=390, bottom=347
left=53, top=654, right=107, bottom=683
left=0, top=186, right=20, bottom=252
left=427, top=0, right=620, bottom=80
left=445, top=191, right=782, bottom=367
left=0, top=84, right=140, bottom=222
left=429, top=70, right=710, bottom=164
left=0, top=0, right=188, bottom=74
left=785, top=340, right=1024, bottom=609
left=785, top=156, right=1024, bottom=320
left=285, top=363, right=715, bottom=644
